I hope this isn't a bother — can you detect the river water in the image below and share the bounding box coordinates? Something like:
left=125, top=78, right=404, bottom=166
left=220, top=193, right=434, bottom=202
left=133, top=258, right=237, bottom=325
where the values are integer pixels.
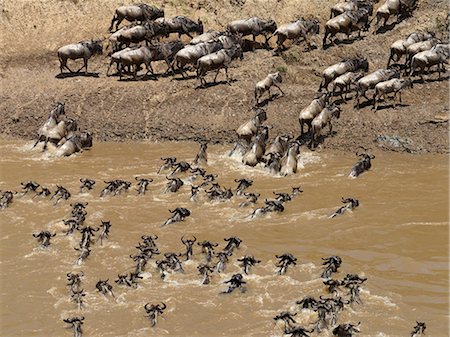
left=0, top=140, right=448, bottom=336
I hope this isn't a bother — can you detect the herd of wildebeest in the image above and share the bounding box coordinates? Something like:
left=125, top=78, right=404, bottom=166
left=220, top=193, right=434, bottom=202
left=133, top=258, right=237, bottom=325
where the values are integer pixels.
left=4, top=0, right=448, bottom=336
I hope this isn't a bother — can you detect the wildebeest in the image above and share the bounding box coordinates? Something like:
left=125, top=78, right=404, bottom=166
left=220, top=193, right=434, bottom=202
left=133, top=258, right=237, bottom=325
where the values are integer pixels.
left=331, top=71, right=364, bottom=101
left=162, top=207, right=191, bottom=226
left=310, top=105, right=341, bottom=148
left=231, top=107, right=267, bottom=152
left=63, top=316, right=84, bottom=337
left=155, top=16, right=204, bottom=39
left=144, top=303, right=166, bottom=327
left=254, top=72, right=284, bottom=104
left=196, top=45, right=243, bottom=86
left=333, top=322, right=361, bottom=337
left=227, top=17, right=277, bottom=45
left=106, top=47, right=136, bottom=76
left=349, top=147, right=375, bottom=178
left=250, top=199, right=285, bottom=218
left=192, top=142, right=208, bottom=166
left=57, top=40, right=103, bottom=74
left=171, top=41, right=223, bottom=77
left=405, top=38, right=441, bottom=69
left=158, top=157, right=176, bottom=174
left=273, top=17, right=320, bottom=51
left=275, top=253, right=297, bottom=275
left=329, top=198, right=359, bottom=218
left=115, top=22, right=167, bottom=50
left=298, top=93, right=330, bottom=136
left=239, top=192, right=260, bottom=207
left=238, top=255, right=261, bottom=274
left=273, top=311, right=297, bottom=330
left=373, top=77, right=413, bottom=110
left=330, top=0, right=374, bottom=18
left=109, top=3, right=164, bottom=32
left=221, top=273, right=247, bottom=294
left=410, top=322, right=426, bottom=337
left=197, top=263, right=214, bottom=285
left=164, top=176, right=184, bottom=193
left=51, top=185, right=71, bottom=205
left=409, top=44, right=449, bottom=80
left=190, top=30, right=223, bottom=45
left=95, top=279, right=115, bottom=297
left=0, top=191, right=15, bottom=209
left=321, top=255, right=343, bottom=278
left=33, top=230, right=56, bottom=248
left=280, top=141, right=301, bottom=176
left=322, top=8, right=370, bottom=48
left=242, top=128, right=268, bottom=166
left=79, top=178, right=95, bottom=193
left=354, top=68, right=399, bottom=108
left=56, top=132, right=93, bottom=157
left=387, top=31, right=435, bottom=66
left=284, top=326, right=313, bottom=337
left=32, top=102, right=67, bottom=151
left=181, top=235, right=197, bottom=260
left=198, top=240, right=219, bottom=262
left=319, top=57, right=369, bottom=91
left=370, top=0, right=417, bottom=31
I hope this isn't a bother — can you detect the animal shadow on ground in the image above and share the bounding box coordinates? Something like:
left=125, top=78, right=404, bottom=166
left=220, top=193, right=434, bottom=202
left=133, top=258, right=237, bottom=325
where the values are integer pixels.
left=171, top=73, right=197, bottom=81
left=118, top=73, right=158, bottom=82
left=254, top=93, right=283, bottom=108
left=241, top=39, right=272, bottom=52
left=374, top=102, right=409, bottom=111
left=55, top=72, right=100, bottom=79
left=309, top=131, right=338, bottom=149
left=412, top=74, right=449, bottom=84
left=323, top=35, right=365, bottom=50
left=195, top=78, right=238, bottom=89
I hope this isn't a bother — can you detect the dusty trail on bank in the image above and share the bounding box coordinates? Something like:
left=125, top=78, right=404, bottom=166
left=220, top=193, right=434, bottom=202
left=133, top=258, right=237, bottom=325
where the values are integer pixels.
left=0, top=0, right=448, bottom=153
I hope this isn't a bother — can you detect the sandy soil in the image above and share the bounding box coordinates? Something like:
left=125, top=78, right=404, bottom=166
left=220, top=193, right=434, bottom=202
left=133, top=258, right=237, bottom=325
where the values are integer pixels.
left=0, top=0, right=448, bottom=153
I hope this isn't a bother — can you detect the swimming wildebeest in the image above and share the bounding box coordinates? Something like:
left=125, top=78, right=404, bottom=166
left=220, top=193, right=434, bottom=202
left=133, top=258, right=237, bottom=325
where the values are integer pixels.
left=57, top=40, right=103, bottom=74
left=349, top=147, right=375, bottom=178
left=67, top=272, right=84, bottom=293
left=223, top=236, right=242, bottom=256
left=192, top=142, right=208, bottom=167
left=164, top=177, right=184, bottom=193
left=222, top=273, right=247, bottom=294
left=329, top=198, right=359, bottom=218
left=254, top=72, right=284, bottom=104
left=321, top=255, right=343, bottom=278
left=273, top=17, right=320, bottom=51
left=144, top=302, right=166, bottom=327
left=181, top=235, right=197, bottom=260
left=298, top=93, right=330, bottom=136
left=275, top=253, right=297, bottom=275
left=79, top=178, right=95, bottom=193
left=322, top=8, right=370, bottom=48
left=70, top=289, right=86, bottom=310
left=296, top=296, right=319, bottom=311
left=342, top=274, right=367, bottom=304
left=238, top=255, right=261, bottom=274
left=115, top=272, right=143, bottom=288
left=227, top=17, right=277, bottom=46
left=109, top=3, right=164, bottom=32
left=63, top=316, right=84, bottom=337
left=95, top=279, right=115, bottom=297
left=250, top=199, right=285, bottom=218
left=333, top=322, right=361, bottom=337
left=310, top=105, right=341, bottom=148
left=32, top=102, right=67, bottom=151
left=196, top=45, right=243, bottom=87
left=319, top=57, right=369, bottom=92
left=0, top=190, right=15, bottom=209
left=162, top=207, right=191, bottom=226
left=215, top=251, right=230, bottom=273
left=21, top=181, right=40, bottom=196
left=234, top=178, right=253, bottom=196
left=155, top=16, right=204, bottom=39
left=198, top=240, right=219, bottom=262
left=96, top=220, right=111, bottom=246
left=239, top=192, right=260, bottom=207
left=373, top=77, right=413, bottom=110
left=410, top=322, right=426, bottom=337
left=33, top=230, right=56, bottom=248
left=56, top=132, right=93, bottom=157
left=273, top=311, right=297, bottom=330
left=51, top=185, right=71, bottom=205
left=283, top=326, right=313, bottom=337
left=158, top=157, right=176, bottom=174
left=197, top=263, right=214, bottom=284
left=135, top=177, right=153, bottom=195
left=370, top=0, right=417, bottom=32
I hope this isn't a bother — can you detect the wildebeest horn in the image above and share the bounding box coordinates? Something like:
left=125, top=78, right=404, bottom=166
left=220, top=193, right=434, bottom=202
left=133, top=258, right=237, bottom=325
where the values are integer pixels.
left=159, top=302, right=166, bottom=310
left=144, top=303, right=151, bottom=311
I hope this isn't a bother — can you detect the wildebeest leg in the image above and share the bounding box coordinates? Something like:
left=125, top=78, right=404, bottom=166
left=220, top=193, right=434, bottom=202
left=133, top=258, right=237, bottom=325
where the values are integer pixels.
left=274, top=84, right=284, bottom=96
left=225, top=68, right=231, bottom=85
left=84, top=58, right=88, bottom=74
left=329, top=121, right=333, bottom=135
left=213, top=69, right=220, bottom=83
left=43, top=137, right=49, bottom=151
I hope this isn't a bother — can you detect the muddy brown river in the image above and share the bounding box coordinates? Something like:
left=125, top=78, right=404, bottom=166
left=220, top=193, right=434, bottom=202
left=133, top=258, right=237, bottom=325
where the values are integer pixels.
left=0, top=140, right=448, bottom=336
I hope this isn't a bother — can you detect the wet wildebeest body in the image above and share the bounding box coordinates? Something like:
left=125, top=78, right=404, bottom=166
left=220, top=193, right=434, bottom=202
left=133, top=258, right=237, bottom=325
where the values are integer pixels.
left=79, top=178, right=95, bottom=193
left=197, top=263, right=214, bottom=284
left=192, top=142, right=208, bottom=167
left=135, top=177, right=153, bottom=195
left=158, top=157, right=176, bottom=174
left=79, top=226, right=98, bottom=249
left=171, top=41, right=224, bottom=78
left=239, top=192, right=260, bottom=207
left=222, top=273, right=247, bottom=294
left=342, top=274, right=367, bottom=304
left=32, top=102, right=66, bottom=151
left=333, top=322, right=361, bottom=337
left=51, top=185, right=71, bottom=205
left=329, top=198, right=359, bottom=218
left=297, top=296, right=318, bottom=311
left=223, top=236, right=242, bottom=256
left=95, top=279, right=115, bottom=297
left=276, top=253, right=297, bottom=275
left=321, top=255, right=343, bottom=278
left=283, top=326, right=313, bottom=337
left=410, top=322, right=426, bottom=337
left=273, top=311, right=297, bottom=330
left=75, top=246, right=91, bottom=265
left=254, top=72, right=284, bottom=104
left=354, top=68, right=399, bottom=108
left=181, top=235, right=197, bottom=260
left=162, top=207, right=191, bottom=226
left=144, top=303, right=166, bottom=327
left=273, top=17, right=320, bottom=51
left=70, top=289, right=86, bottom=310
left=0, top=191, right=15, bottom=209
left=387, top=31, right=435, bottom=66
left=57, top=40, right=103, bottom=74
left=196, top=45, right=243, bottom=86
left=238, top=255, right=261, bottom=274
left=21, top=181, right=40, bottom=196
left=410, top=44, right=450, bottom=81
left=67, top=272, right=84, bottom=293
left=109, top=3, right=164, bottom=32
left=33, top=231, right=56, bottom=248
left=251, top=199, right=285, bottom=218
left=310, top=105, right=341, bottom=148
left=34, top=186, right=51, bottom=199
left=349, top=148, right=375, bottom=178
left=370, top=0, right=417, bottom=32
left=215, top=251, right=230, bottom=273
left=63, top=316, right=84, bottom=337
left=227, top=17, right=277, bottom=46
left=100, top=179, right=132, bottom=197
left=298, top=93, right=330, bottom=136
left=164, top=177, right=183, bottom=192
left=280, top=141, right=301, bottom=176
left=198, top=240, right=219, bottom=262
left=155, top=16, right=203, bottom=39
left=373, top=77, right=413, bottom=110
left=315, top=296, right=349, bottom=331
left=242, top=127, right=269, bottom=167
left=230, top=108, right=267, bottom=156
left=57, top=132, right=93, bottom=157
left=319, top=57, right=369, bottom=92
left=322, top=8, right=371, bottom=48
left=96, top=220, right=111, bottom=246
left=115, top=272, right=143, bottom=288
left=234, top=178, right=253, bottom=196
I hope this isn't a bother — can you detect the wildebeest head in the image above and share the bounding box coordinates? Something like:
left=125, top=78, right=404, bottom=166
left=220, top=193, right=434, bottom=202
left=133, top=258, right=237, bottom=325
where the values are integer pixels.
left=197, top=18, right=204, bottom=34
left=80, top=132, right=93, bottom=149
left=265, top=19, right=278, bottom=33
